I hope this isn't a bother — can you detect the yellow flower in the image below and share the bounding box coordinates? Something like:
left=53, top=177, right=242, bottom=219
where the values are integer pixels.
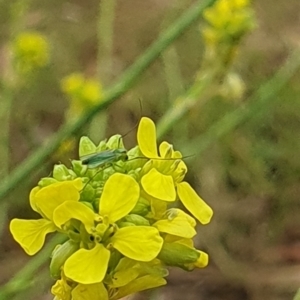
left=12, top=32, right=49, bottom=74
left=61, top=73, right=102, bottom=117
left=137, top=117, right=213, bottom=224
left=202, top=0, right=255, bottom=47
left=52, top=173, right=163, bottom=284
left=9, top=179, right=82, bottom=255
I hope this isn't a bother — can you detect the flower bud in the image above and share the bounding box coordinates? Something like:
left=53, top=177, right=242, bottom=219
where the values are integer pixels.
left=107, top=134, right=124, bottom=149
left=79, top=136, right=96, bottom=157
left=157, top=242, right=200, bottom=270
left=123, top=214, right=150, bottom=226
left=71, top=160, right=87, bottom=176
left=38, top=177, right=58, bottom=187
left=118, top=222, right=136, bottom=228
left=53, top=164, right=74, bottom=181
left=50, top=240, right=79, bottom=279
left=130, top=199, right=150, bottom=216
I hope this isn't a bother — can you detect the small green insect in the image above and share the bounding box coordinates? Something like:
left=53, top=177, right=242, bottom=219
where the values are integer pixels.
left=80, top=148, right=128, bottom=169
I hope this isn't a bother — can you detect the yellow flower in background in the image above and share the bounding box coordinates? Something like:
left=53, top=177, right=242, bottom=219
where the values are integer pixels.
left=137, top=117, right=213, bottom=225
left=61, top=72, right=103, bottom=117
left=202, top=0, right=255, bottom=47
left=12, top=31, right=49, bottom=75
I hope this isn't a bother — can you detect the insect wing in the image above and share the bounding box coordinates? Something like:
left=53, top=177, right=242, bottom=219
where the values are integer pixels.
left=80, top=149, right=117, bottom=168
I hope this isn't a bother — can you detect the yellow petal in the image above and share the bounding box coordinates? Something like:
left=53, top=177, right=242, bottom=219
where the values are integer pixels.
left=111, top=226, right=163, bottom=261
left=163, top=235, right=194, bottom=247
left=174, top=209, right=197, bottom=227
left=150, top=199, right=168, bottom=219
left=100, top=173, right=140, bottom=223
left=194, top=250, right=209, bottom=268
left=159, top=141, right=174, bottom=158
left=177, top=182, right=213, bottom=224
left=72, top=282, right=108, bottom=300
left=10, top=218, right=56, bottom=255
left=141, top=169, right=176, bottom=201
left=111, top=258, right=140, bottom=287
left=53, top=201, right=95, bottom=233
left=51, top=277, right=72, bottom=300
left=64, top=243, right=110, bottom=284
left=30, top=179, right=82, bottom=221
left=113, top=275, right=166, bottom=300
left=29, top=186, right=40, bottom=212
left=153, top=215, right=196, bottom=239
left=137, top=117, right=158, bottom=158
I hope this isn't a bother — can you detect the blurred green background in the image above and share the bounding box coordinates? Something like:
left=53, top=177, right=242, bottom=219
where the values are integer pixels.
left=1, top=0, right=300, bottom=299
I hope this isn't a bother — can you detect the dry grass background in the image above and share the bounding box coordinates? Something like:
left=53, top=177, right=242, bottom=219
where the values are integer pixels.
left=1, top=0, right=300, bottom=299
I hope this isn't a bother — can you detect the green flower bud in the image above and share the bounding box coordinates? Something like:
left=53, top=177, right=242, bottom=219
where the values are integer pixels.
left=157, top=242, right=200, bottom=270
left=96, top=140, right=107, bottom=151
left=106, top=134, right=124, bottom=149
left=71, top=159, right=87, bottom=176
left=79, top=136, right=96, bottom=157
left=130, top=199, right=150, bottom=216
left=118, top=222, right=136, bottom=228
left=53, top=164, right=75, bottom=181
left=38, top=177, right=58, bottom=187
left=50, top=240, right=79, bottom=279
left=123, top=214, right=150, bottom=226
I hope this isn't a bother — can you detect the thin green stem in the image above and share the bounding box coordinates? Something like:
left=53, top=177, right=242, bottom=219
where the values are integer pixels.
left=0, top=0, right=216, bottom=202
left=89, top=0, right=117, bottom=142
left=97, top=0, right=116, bottom=84
left=156, top=67, right=218, bottom=139
left=178, top=50, right=300, bottom=154
left=0, top=85, right=13, bottom=242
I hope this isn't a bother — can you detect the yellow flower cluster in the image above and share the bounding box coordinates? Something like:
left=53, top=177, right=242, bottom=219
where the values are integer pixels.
left=12, top=32, right=49, bottom=75
left=10, top=117, right=213, bottom=300
left=61, top=73, right=102, bottom=117
left=202, top=0, right=255, bottom=47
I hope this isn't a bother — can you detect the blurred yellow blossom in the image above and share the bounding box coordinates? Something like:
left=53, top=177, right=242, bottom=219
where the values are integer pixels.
left=61, top=73, right=103, bottom=117
left=202, top=0, right=255, bottom=51
left=12, top=31, right=49, bottom=75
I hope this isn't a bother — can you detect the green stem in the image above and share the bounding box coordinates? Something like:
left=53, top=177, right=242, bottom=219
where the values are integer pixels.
left=97, top=0, right=116, bottom=84
left=89, top=0, right=117, bottom=142
left=0, top=0, right=216, bottom=202
left=157, top=67, right=218, bottom=138
left=178, top=50, right=300, bottom=154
